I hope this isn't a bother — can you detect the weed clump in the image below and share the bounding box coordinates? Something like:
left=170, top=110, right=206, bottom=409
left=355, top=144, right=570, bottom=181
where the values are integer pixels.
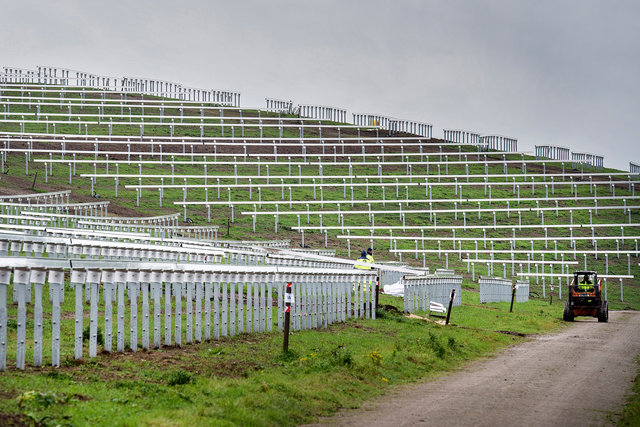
left=167, top=370, right=194, bottom=386
left=447, top=336, right=459, bottom=351
left=82, top=325, right=104, bottom=346
left=366, top=350, right=383, bottom=366
left=16, top=390, right=77, bottom=426
left=329, top=346, right=353, bottom=367
left=44, top=371, right=72, bottom=381
left=375, top=305, right=404, bottom=321
left=428, top=332, right=447, bottom=359
left=275, top=349, right=299, bottom=364
left=18, top=390, right=74, bottom=410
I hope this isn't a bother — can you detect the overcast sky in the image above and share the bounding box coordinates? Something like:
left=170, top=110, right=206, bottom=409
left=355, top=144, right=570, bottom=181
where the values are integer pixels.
left=1, top=0, right=639, bottom=170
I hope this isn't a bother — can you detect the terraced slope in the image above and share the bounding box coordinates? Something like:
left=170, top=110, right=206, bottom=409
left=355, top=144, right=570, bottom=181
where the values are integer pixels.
left=0, top=84, right=638, bottom=309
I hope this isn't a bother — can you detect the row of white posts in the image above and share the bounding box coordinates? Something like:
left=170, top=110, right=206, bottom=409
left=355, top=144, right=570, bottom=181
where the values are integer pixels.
left=37, top=66, right=97, bottom=87
left=480, top=135, right=518, bottom=152
left=401, top=274, right=462, bottom=313
left=0, top=90, right=237, bottom=116
left=12, top=203, right=109, bottom=220
left=259, top=199, right=637, bottom=236
left=66, top=214, right=179, bottom=231
left=33, top=66, right=109, bottom=88
left=288, top=248, right=336, bottom=257
left=352, top=113, right=391, bottom=129
left=79, top=222, right=219, bottom=240
left=1, top=68, right=39, bottom=84
left=205, top=239, right=290, bottom=250
left=265, top=98, right=294, bottom=114
left=0, top=259, right=378, bottom=370
left=119, top=78, right=184, bottom=98
left=572, top=152, right=604, bottom=169
left=6, top=201, right=109, bottom=217
left=0, top=190, right=70, bottom=205
left=178, top=86, right=239, bottom=106
left=1, top=66, right=241, bottom=106
left=1, top=134, right=456, bottom=163
left=0, top=232, right=315, bottom=268
left=265, top=103, right=432, bottom=136
left=9, top=212, right=177, bottom=233
left=389, top=119, right=432, bottom=138
left=479, top=276, right=530, bottom=303
left=535, top=145, right=570, bottom=160
left=0, top=234, right=225, bottom=262
left=35, top=213, right=179, bottom=231
left=443, top=129, right=480, bottom=145
left=352, top=113, right=434, bottom=138
left=2, top=67, right=170, bottom=95
left=298, top=104, right=347, bottom=122
left=631, top=162, right=640, bottom=177
left=6, top=116, right=288, bottom=137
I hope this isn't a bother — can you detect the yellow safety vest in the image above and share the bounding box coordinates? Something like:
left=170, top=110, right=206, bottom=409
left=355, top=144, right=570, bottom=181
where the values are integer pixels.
left=578, top=280, right=593, bottom=291
left=355, top=258, right=371, bottom=270
left=354, top=258, right=373, bottom=291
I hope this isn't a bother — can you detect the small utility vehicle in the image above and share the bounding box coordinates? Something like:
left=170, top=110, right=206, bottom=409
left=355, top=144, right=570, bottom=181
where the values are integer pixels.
left=563, top=271, right=608, bottom=322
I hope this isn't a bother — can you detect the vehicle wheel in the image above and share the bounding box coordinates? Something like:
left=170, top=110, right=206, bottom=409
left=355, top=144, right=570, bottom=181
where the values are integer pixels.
left=598, top=301, right=608, bottom=323
left=563, top=301, right=574, bottom=322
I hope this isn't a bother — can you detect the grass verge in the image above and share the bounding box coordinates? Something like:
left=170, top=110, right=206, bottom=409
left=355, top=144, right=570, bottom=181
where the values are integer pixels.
left=0, top=292, right=564, bottom=426
left=617, top=356, right=640, bottom=426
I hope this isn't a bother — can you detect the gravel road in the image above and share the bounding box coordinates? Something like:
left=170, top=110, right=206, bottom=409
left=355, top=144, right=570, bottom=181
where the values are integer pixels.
left=312, top=311, right=640, bottom=427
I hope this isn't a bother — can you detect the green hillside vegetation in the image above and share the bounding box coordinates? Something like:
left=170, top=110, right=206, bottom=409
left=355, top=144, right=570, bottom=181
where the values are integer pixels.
left=0, top=83, right=638, bottom=425
left=0, top=292, right=563, bottom=426
left=1, top=85, right=637, bottom=309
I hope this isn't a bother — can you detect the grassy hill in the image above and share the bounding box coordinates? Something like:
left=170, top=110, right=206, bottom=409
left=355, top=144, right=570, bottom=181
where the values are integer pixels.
left=1, top=86, right=637, bottom=309
left=0, top=81, right=638, bottom=425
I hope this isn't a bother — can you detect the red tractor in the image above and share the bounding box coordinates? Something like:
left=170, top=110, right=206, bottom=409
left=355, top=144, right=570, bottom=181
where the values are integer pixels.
left=563, top=271, right=608, bottom=322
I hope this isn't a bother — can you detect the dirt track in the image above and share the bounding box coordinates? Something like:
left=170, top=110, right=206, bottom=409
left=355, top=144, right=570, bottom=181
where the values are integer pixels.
left=313, top=311, right=640, bottom=426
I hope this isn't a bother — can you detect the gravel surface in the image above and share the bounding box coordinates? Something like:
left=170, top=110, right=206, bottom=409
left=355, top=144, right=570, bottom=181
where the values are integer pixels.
left=311, top=311, right=640, bottom=426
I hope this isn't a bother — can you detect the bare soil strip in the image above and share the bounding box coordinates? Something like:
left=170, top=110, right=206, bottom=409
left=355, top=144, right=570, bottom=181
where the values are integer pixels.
left=312, top=311, right=640, bottom=426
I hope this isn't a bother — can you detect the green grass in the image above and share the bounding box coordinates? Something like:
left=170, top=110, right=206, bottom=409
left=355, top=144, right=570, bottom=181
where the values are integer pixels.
left=1, top=83, right=637, bottom=424
left=618, top=357, right=640, bottom=426
left=2, top=141, right=637, bottom=309
left=0, top=292, right=565, bottom=426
